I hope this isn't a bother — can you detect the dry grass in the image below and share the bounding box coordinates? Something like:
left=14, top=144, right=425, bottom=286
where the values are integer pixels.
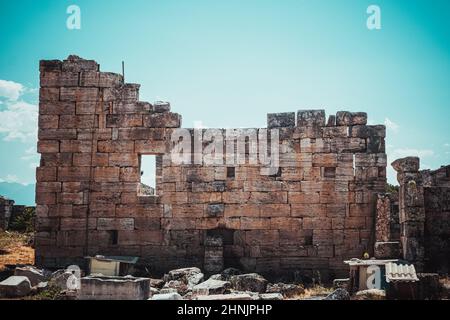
left=287, top=284, right=333, bottom=300
left=0, top=231, right=34, bottom=271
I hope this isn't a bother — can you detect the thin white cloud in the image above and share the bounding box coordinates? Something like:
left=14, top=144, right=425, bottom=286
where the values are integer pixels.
left=444, top=143, right=450, bottom=148
left=0, top=174, right=31, bottom=185
left=384, top=118, right=399, bottom=132
left=0, top=79, right=24, bottom=101
left=0, top=100, right=38, bottom=142
left=21, top=146, right=37, bottom=160
left=391, top=148, right=434, bottom=159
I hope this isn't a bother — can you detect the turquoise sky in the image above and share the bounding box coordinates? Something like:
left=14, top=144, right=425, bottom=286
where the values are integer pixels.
left=0, top=0, right=449, bottom=199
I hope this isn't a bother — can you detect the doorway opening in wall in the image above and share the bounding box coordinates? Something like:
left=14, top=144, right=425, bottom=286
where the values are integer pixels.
left=139, top=155, right=157, bottom=196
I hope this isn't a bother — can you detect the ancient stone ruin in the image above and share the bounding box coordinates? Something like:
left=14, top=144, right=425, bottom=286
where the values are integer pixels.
left=35, top=56, right=448, bottom=282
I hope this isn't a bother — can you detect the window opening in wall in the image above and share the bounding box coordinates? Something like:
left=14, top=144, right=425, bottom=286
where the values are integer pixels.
left=323, top=167, right=336, bottom=179
left=109, top=230, right=118, bottom=245
left=227, top=167, right=235, bottom=179
left=140, top=155, right=157, bottom=195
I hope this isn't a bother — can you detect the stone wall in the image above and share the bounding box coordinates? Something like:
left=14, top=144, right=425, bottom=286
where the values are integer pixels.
left=35, top=56, right=387, bottom=279
left=392, top=157, right=450, bottom=273
left=0, top=196, right=15, bottom=230
left=422, top=166, right=450, bottom=273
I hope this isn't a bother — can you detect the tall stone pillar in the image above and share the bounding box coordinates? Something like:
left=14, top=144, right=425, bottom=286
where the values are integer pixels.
left=391, top=157, right=425, bottom=271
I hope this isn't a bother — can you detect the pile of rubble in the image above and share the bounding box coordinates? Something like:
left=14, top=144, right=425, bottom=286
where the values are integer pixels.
left=0, top=265, right=307, bottom=300
left=150, top=267, right=305, bottom=300
left=1, top=264, right=448, bottom=300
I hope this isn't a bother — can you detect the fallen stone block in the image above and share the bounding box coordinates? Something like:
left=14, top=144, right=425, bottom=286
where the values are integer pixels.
left=333, top=278, right=349, bottom=289
left=14, top=266, right=49, bottom=287
left=324, top=288, right=350, bottom=300
left=163, top=280, right=189, bottom=295
left=192, top=278, right=231, bottom=295
left=230, top=273, right=268, bottom=293
left=194, top=293, right=253, bottom=300
left=259, top=293, right=284, bottom=300
left=165, top=267, right=202, bottom=282
left=0, top=276, right=32, bottom=298
left=150, top=292, right=182, bottom=300
left=149, top=278, right=165, bottom=289
left=78, top=276, right=150, bottom=300
left=220, top=267, right=242, bottom=281
left=266, top=283, right=304, bottom=298
left=49, top=270, right=76, bottom=290
left=354, top=289, right=386, bottom=300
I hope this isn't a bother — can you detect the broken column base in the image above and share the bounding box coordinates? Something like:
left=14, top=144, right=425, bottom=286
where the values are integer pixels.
left=374, top=241, right=401, bottom=259
left=78, top=276, right=150, bottom=300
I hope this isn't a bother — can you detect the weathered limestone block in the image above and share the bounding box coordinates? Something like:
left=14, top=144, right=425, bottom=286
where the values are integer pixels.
left=39, top=87, right=60, bottom=102
left=350, top=125, right=386, bottom=138
left=392, top=156, right=420, bottom=173
left=103, top=83, right=140, bottom=102
left=376, top=194, right=391, bottom=242
left=297, top=110, right=326, bottom=127
left=267, top=112, right=295, bottom=128
left=62, top=55, right=99, bottom=72
left=78, top=276, right=150, bottom=300
left=374, top=241, right=400, bottom=259
left=206, top=203, right=225, bottom=217
left=99, top=72, right=123, bottom=87
left=192, top=278, right=231, bottom=295
left=143, top=113, right=181, bottom=128
left=0, top=276, right=32, bottom=298
left=60, top=87, right=99, bottom=102
left=230, top=273, right=268, bottom=293
left=336, top=111, right=367, bottom=125
left=154, top=101, right=171, bottom=113
left=106, top=114, right=143, bottom=127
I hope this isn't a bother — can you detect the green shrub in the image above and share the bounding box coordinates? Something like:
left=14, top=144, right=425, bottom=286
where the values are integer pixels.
left=9, top=207, right=35, bottom=233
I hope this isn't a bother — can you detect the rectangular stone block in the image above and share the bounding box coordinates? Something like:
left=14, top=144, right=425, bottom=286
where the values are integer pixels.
left=60, top=87, right=99, bottom=102
left=297, top=110, right=326, bottom=127
left=336, top=111, right=367, bottom=125
left=94, top=167, right=120, bottom=182
left=108, top=153, right=139, bottom=167
left=36, top=167, right=57, bottom=182
left=40, top=88, right=59, bottom=101
left=143, top=113, right=181, bottom=128
left=267, top=112, right=295, bottom=128
left=60, top=140, right=92, bottom=153
left=289, top=192, right=320, bottom=204
left=39, top=102, right=76, bottom=115
left=38, top=115, right=59, bottom=129
left=58, top=167, right=91, bottom=182
left=106, top=114, right=143, bottom=127
left=37, top=140, right=59, bottom=153
left=38, top=129, right=77, bottom=140
left=97, top=218, right=134, bottom=230
left=59, top=115, right=96, bottom=129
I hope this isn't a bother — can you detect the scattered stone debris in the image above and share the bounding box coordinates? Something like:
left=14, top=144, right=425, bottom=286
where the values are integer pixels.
left=194, top=293, right=253, bottom=300
left=149, top=278, right=165, bottom=289
left=192, top=278, right=231, bottom=295
left=333, top=278, right=349, bottom=289
left=150, top=292, right=182, bottom=300
left=266, top=283, right=305, bottom=298
left=14, top=266, right=49, bottom=287
left=259, top=293, right=284, bottom=300
left=230, top=273, right=268, bottom=293
left=324, top=288, right=350, bottom=300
